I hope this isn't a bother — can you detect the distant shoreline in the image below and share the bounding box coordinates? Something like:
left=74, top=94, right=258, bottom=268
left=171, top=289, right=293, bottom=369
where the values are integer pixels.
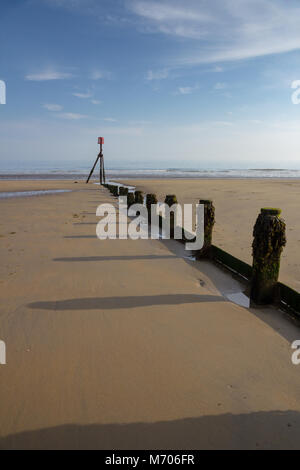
left=1, top=168, right=300, bottom=181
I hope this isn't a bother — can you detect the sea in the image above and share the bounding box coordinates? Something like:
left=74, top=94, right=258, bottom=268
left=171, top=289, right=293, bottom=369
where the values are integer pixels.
left=1, top=168, right=300, bottom=180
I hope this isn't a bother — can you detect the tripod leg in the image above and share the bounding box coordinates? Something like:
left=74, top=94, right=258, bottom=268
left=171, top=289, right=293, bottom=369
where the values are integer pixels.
left=103, top=158, right=106, bottom=184
left=100, top=157, right=103, bottom=185
left=86, top=155, right=100, bottom=184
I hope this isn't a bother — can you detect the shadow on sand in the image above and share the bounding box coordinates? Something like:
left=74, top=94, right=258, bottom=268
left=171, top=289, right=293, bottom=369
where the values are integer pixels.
left=157, top=238, right=300, bottom=343
left=1, top=410, right=300, bottom=450
left=64, top=235, right=97, bottom=239
left=27, top=293, right=224, bottom=311
left=53, top=255, right=179, bottom=262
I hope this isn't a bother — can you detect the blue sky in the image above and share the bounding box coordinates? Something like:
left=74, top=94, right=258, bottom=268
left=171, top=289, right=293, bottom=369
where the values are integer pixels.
left=1, top=0, right=300, bottom=170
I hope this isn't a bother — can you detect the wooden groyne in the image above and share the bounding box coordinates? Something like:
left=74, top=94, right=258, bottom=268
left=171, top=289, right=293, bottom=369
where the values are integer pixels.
left=103, top=183, right=300, bottom=318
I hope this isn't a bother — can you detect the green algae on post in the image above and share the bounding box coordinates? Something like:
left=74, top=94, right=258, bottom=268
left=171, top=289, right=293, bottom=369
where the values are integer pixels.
left=146, top=194, right=158, bottom=223
left=164, top=195, right=178, bottom=207
left=251, top=208, right=286, bottom=305
left=164, top=195, right=178, bottom=238
left=134, top=191, right=144, bottom=205
left=119, top=187, right=129, bottom=196
left=127, top=193, right=135, bottom=209
left=111, top=186, right=119, bottom=197
left=196, top=200, right=215, bottom=258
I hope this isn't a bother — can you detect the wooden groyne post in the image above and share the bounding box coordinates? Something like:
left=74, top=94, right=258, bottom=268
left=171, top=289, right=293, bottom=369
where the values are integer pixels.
left=164, top=195, right=178, bottom=239
left=127, top=193, right=135, bottom=210
left=107, top=184, right=118, bottom=197
left=134, top=191, right=144, bottom=205
left=164, top=195, right=178, bottom=207
left=146, top=194, right=158, bottom=223
left=195, top=200, right=215, bottom=258
left=251, top=208, right=286, bottom=305
left=119, top=187, right=129, bottom=197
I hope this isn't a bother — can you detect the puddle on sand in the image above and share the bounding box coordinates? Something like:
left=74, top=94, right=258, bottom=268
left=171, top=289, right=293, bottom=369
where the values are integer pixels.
left=183, top=255, right=197, bottom=261
left=0, top=189, right=72, bottom=199
left=225, top=292, right=250, bottom=308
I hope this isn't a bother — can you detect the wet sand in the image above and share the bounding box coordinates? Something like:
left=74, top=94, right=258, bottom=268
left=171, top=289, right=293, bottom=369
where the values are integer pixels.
left=123, top=178, right=300, bottom=292
left=0, top=180, right=300, bottom=449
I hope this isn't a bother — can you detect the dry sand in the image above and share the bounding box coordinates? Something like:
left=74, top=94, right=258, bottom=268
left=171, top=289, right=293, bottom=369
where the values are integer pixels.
left=123, top=178, right=300, bottom=292
left=0, top=180, right=300, bottom=449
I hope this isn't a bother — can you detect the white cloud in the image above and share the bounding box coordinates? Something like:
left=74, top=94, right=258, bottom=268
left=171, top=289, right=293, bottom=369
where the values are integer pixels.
left=146, top=68, right=169, bottom=80
left=56, top=113, right=88, bottom=120
left=176, top=86, right=197, bottom=95
left=212, top=66, right=223, bottom=73
left=26, top=69, right=72, bottom=81
left=130, top=0, right=300, bottom=64
left=249, top=119, right=263, bottom=124
left=131, top=1, right=212, bottom=38
left=91, top=99, right=102, bottom=105
left=43, top=103, right=63, bottom=111
left=131, top=1, right=212, bottom=23
left=91, top=71, right=104, bottom=80
left=43, top=0, right=300, bottom=66
left=129, top=120, right=152, bottom=125
left=90, top=70, right=112, bottom=80
left=103, top=117, right=117, bottom=122
left=43, top=0, right=87, bottom=8
left=214, top=82, right=227, bottom=90
left=73, top=92, right=93, bottom=99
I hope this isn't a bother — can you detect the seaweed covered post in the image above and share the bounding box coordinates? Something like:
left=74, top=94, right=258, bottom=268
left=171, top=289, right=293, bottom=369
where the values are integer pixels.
left=251, top=208, right=286, bottom=305
left=195, top=200, right=215, bottom=258
left=134, top=191, right=144, bottom=205
left=165, top=195, right=178, bottom=207
left=164, top=195, right=178, bottom=238
left=119, top=187, right=129, bottom=197
left=146, top=194, right=157, bottom=223
left=127, top=192, right=135, bottom=210
left=111, top=186, right=119, bottom=197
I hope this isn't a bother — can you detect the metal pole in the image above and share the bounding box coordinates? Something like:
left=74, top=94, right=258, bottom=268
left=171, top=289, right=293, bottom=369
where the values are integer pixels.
left=100, top=156, right=102, bottom=185
left=103, top=157, right=106, bottom=184
left=86, top=138, right=105, bottom=185
left=86, top=155, right=100, bottom=184
left=100, top=142, right=103, bottom=185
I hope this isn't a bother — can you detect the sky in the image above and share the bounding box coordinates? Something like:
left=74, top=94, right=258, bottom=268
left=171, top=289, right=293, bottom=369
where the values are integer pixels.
left=1, top=0, right=300, bottom=170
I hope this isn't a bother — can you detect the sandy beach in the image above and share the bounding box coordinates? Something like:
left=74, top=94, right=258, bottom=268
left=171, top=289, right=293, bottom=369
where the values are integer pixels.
left=1, top=180, right=300, bottom=449
left=123, top=178, right=300, bottom=293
